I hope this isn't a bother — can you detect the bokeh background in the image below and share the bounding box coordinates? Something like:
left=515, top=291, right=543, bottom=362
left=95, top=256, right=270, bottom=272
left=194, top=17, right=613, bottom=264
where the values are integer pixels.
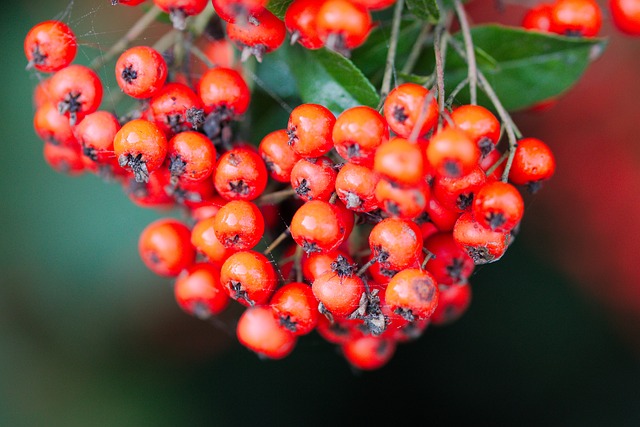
left=2, top=0, right=640, bottom=425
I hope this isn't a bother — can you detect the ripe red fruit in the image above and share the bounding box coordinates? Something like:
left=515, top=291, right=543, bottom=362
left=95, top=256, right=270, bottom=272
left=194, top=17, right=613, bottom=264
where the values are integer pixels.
left=24, top=20, right=77, bottom=72
left=138, top=218, right=196, bottom=277
left=430, top=282, right=472, bottom=326
left=369, top=218, right=423, bottom=270
left=149, top=82, right=205, bottom=136
left=424, top=232, right=475, bottom=286
left=212, top=0, right=269, bottom=23
left=374, top=178, right=429, bottom=219
left=220, top=250, right=277, bottom=306
left=472, top=181, right=524, bottom=233
left=33, top=102, right=77, bottom=147
left=285, top=0, right=324, bottom=49
left=43, top=141, right=85, bottom=175
left=174, top=262, right=230, bottom=318
left=270, top=282, right=319, bottom=336
left=259, top=129, right=301, bottom=183
left=383, top=83, right=438, bottom=139
left=384, top=268, right=439, bottom=321
left=290, top=200, right=348, bottom=253
left=213, top=146, right=268, bottom=200
left=341, top=336, right=396, bottom=371
left=226, top=8, right=286, bottom=62
left=213, top=200, right=265, bottom=250
left=115, top=46, right=168, bottom=99
left=550, top=0, right=602, bottom=37
left=373, top=137, right=425, bottom=187
left=448, top=104, right=501, bottom=158
left=426, top=127, right=480, bottom=179
left=49, top=65, right=103, bottom=125
left=198, top=67, right=251, bottom=116
left=236, top=306, right=297, bottom=359
left=522, top=3, right=554, bottom=33
left=432, top=165, right=487, bottom=212
left=317, top=0, right=373, bottom=53
left=508, top=137, right=556, bottom=192
left=333, top=105, right=389, bottom=167
left=113, top=119, right=168, bottom=183
left=191, top=216, right=237, bottom=266
left=335, top=162, right=380, bottom=212
left=153, top=0, right=208, bottom=30
left=312, top=259, right=365, bottom=319
left=74, top=111, right=121, bottom=164
left=290, top=156, right=337, bottom=202
left=302, top=250, right=353, bottom=282
left=453, top=212, right=510, bottom=265
left=610, top=0, right=640, bottom=35
left=287, top=103, right=336, bottom=158
left=167, top=131, right=216, bottom=183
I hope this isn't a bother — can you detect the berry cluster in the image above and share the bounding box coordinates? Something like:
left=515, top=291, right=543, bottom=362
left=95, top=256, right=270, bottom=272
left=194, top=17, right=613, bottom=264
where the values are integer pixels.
left=25, top=0, right=633, bottom=370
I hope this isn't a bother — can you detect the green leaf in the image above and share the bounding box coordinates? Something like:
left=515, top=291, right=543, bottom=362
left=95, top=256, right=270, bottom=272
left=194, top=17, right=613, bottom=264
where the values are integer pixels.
left=283, top=44, right=380, bottom=115
left=406, top=0, right=440, bottom=23
left=445, top=25, right=607, bottom=111
left=267, top=0, right=293, bottom=20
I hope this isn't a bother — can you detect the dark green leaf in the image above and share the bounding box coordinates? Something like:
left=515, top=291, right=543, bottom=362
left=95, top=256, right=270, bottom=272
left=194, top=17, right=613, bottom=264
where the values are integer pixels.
left=406, top=0, right=440, bottom=23
left=283, top=44, right=380, bottom=115
left=267, top=0, right=293, bottom=20
left=445, top=25, right=607, bottom=111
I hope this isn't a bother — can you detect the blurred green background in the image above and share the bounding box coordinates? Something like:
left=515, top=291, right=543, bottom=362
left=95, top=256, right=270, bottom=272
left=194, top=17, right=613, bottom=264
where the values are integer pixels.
left=2, top=1, right=640, bottom=426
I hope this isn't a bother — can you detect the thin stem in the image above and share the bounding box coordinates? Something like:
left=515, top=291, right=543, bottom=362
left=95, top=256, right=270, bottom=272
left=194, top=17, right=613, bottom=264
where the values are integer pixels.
left=294, top=245, right=303, bottom=284
left=421, top=249, right=436, bottom=270
left=401, top=24, right=432, bottom=75
left=379, top=0, right=405, bottom=105
left=263, top=229, right=290, bottom=255
left=434, top=24, right=446, bottom=131
left=454, top=0, right=478, bottom=105
left=91, top=6, right=164, bottom=70
left=408, top=90, right=436, bottom=143
left=485, top=150, right=508, bottom=177
left=255, top=188, right=297, bottom=206
left=357, top=256, right=377, bottom=277
left=446, top=77, right=469, bottom=108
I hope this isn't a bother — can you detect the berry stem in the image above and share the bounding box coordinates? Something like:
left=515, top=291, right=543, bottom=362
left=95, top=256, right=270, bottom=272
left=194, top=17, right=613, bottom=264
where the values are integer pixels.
left=379, top=0, right=405, bottom=106
left=255, top=187, right=297, bottom=206
left=421, top=248, right=436, bottom=269
left=433, top=23, right=447, bottom=131
left=357, top=256, right=378, bottom=277
left=408, top=90, right=436, bottom=143
left=453, top=0, right=478, bottom=105
left=294, top=244, right=303, bottom=283
left=446, top=77, right=469, bottom=108
left=91, top=5, right=164, bottom=70
left=485, top=150, right=508, bottom=177
left=263, top=229, right=291, bottom=255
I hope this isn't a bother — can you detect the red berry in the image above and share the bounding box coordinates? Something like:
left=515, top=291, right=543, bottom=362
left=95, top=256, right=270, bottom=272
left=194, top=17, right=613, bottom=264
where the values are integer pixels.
left=153, top=0, right=208, bottom=30
left=167, top=131, right=216, bottom=183
left=374, top=178, right=429, bottom=219
left=453, top=212, right=510, bottom=264
left=312, top=258, right=365, bottom=319
left=522, top=3, right=554, bottom=32
left=113, top=119, right=168, bottom=183
left=74, top=111, right=121, bottom=164
left=369, top=218, right=423, bottom=271
left=426, top=127, right=480, bottom=179
left=174, top=262, right=230, bottom=318
left=432, top=165, right=487, bottom=212
left=259, top=129, right=301, bottom=183
left=342, top=336, right=396, bottom=370
left=236, top=306, right=297, bottom=359
left=448, top=104, right=501, bottom=158
left=270, top=282, right=319, bottom=336
left=290, top=200, right=348, bottom=253
left=384, top=268, right=439, bottom=321
left=212, top=0, right=269, bottom=23
left=430, top=282, right=472, bottom=326
left=285, top=0, right=324, bottom=49
left=287, top=103, right=336, bottom=158
left=290, top=156, right=337, bottom=202
left=423, top=232, right=474, bottom=286
left=213, top=200, right=265, bottom=250
left=227, top=8, right=286, bottom=62
left=138, top=218, right=195, bottom=277
left=220, top=250, right=277, bottom=306
left=508, top=137, right=556, bottom=192
left=333, top=105, right=389, bottom=167
left=43, top=141, right=85, bottom=175
left=191, top=216, right=237, bottom=266
left=149, top=82, right=205, bottom=136
left=374, top=137, right=425, bottom=187
left=383, top=83, right=438, bottom=139
left=213, top=146, right=268, bottom=200
left=317, top=0, right=373, bottom=53
left=115, top=46, right=168, bottom=99
left=198, top=67, right=251, bottom=115
left=550, top=0, right=602, bottom=37
left=472, top=181, right=524, bottom=233
left=24, top=20, right=77, bottom=72
left=49, top=64, right=103, bottom=125
left=610, top=0, right=640, bottom=35
left=33, top=101, right=77, bottom=146
left=335, top=162, right=380, bottom=212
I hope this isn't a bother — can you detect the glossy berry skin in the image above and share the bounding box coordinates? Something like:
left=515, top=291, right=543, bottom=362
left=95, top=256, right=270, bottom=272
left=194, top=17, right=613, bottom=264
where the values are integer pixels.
left=374, top=178, right=429, bottom=220
left=430, top=282, right=472, bottom=326
left=522, top=3, right=554, bottom=32
left=227, top=9, right=286, bottom=62
left=453, top=212, right=510, bottom=265
left=473, top=181, right=524, bottom=233
left=508, top=137, right=556, bottom=191
left=43, top=142, right=85, bottom=175
left=236, top=306, right=297, bottom=359
left=213, top=200, right=264, bottom=250
left=24, top=20, right=77, bottom=72
left=270, top=282, right=319, bottom=336
left=220, top=250, right=277, bottom=307
left=153, top=0, right=208, bottom=17
left=448, top=105, right=501, bottom=157
left=383, top=83, right=438, bottom=139
left=259, top=129, right=301, bottom=183
left=290, top=200, right=347, bottom=253
left=433, top=166, right=487, bottom=213
left=351, top=0, right=396, bottom=10
left=290, top=156, right=337, bottom=202
left=333, top=106, right=388, bottom=167
left=115, top=46, right=168, bottom=99
left=317, top=0, right=373, bottom=52
left=423, top=232, right=474, bottom=286
left=213, top=146, right=268, bottom=201
left=74, top=111, right=121, bottom=164
left=335, top=162, right=380, bottom=212
left=550, top=0, right=602, bottom=37
left=312, top=269, right=365, bottom=319
left=369, top=218, right=423, bottom=271
left=49, top=65, right=103, bottom=125
left=126, top=168, right=175, bottom=209
left=149, top=82, right=205, bottom=136
left=424, top=192, right=461, bottom=232
left=33, top=102, right=77, bottom=147
left=610, top=0, right=640, bottom=35
left=374, top=137, right=425, bottom=187
left=302, top=250, right=353, bottom=282
left=287, top=103, right=336, bottom=158
left=342, top=336, right=396, bottom=371
left=384, top=268, right=439, bottom=321
left=426, top=127, right=480, bottom=179
left=174, top=262, right=230, bottom=319
left=198, top=67, right=250, bottom=115
left=191, top=216, right=237, bottom=266
left=212, top=0, right=269, bottom=23
left=114, top=119, right=168, bottom=183
left=167, top=131, right=216, bottom=182
left=138, top=218, right=195, bottom=277
left=285, top=0, right=324, bottom=49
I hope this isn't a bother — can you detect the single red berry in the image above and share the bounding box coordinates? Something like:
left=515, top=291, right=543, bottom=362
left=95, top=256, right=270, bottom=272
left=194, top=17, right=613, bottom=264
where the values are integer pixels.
left=259, top=129, right=301, bottom=183
left=149, top=82, right=205, bottom=136
left=550, top=0, right=602, bottom=37
left=290, top=156, right=337, bottom=202
left=24, top=20, right=77, bottom=72
left=290, top=200, right=348, bottom=253
left=43, top=141, right=85, bottom=175
left=198, top=66, right=251, bottom=115
left=213, top=146, right=268, bottom=200
left=33, top=77, right=53, bottom=109
left=333, top=105, right=388, bottom=167
left=508, top=137, right=556, bottom=192
left=384, top=268, right=439, bottom=321
left=351, top=0, right=396, bottom=10
left=335, top=162, right=380, bottom=212
left=426, top=127, right=480, bottom=179
left=227, top=8, right=286, bottom=62
left=312, top=256, right=365, bottom=319
left=373, top=136, right=425, bottom=187
left=342, top=335, right=396, bottom=371
left=610, top=0, right=640, bottom=35
left=270, top=282, right=320, bottom=336
left=423, top=232, right=474, bottom=286
left=383, top=83, right=438, bottom=139
left=153, top=0, right=208, bottom=30
left=33, top=101, right=77, bottom=146
left=212, top=0, right=269, bottom=23
left=302, top=249, right=353, bottom=282
left=287, top=103, right=336, bottom=158
left=126, top=168, right=175, bottom=209
left=448, top=104, right=501, bottom=158
left=236, top=305, right=297, bottom=359
left=424, top=192, right=461, bottom=232
left=220, top=250, right=277, bottom=306
left=113, top=119, right=168, bottom=183
left=316, top=315, right=364, bottom=345
left=138, top=218, right=195, bottom=277
left=191, top=216, right=237, bottom=266
left=174, top=262, right=230, bottom=318
left=369, top=218, right=423, bottom=271
left=167, top=131, right=216, bottom=183
left=285, top=0, right=324, bottom=49
left=472, top=181, right=524, bottom=233
left=49, top=64, right=103, bottom=125
left=74, top=111, right=121, bottom=164
left=522, top=3, right=554, bottom=32
left=430, top=282, right=472, bottom=326
left=453, top=212, right=510, bottom=264
left=374, top=178, right=429, bottom=220
left=115, top=46, right=168, bottom=99
left=433, top=165, right=487, bottom=213
left=317, top=0, right=373, bottom=54
left=213, top=200, right=265, bottom=250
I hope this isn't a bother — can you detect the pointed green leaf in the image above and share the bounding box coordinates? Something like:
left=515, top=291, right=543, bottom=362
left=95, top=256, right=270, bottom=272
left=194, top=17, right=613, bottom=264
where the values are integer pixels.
left=267, top=0, right=293, bottom=20
left=406, top=0, right=440, bottom=23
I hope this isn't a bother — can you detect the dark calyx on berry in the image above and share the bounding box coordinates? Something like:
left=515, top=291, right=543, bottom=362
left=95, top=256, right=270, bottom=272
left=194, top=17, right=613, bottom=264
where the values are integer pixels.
left=393, top=105, right=409, bottom=123
left=295, top=179, right=311, bottom=197
left=230, top=280, right=254, bottom=306
left=331, top=255, right=357, bottom=277
left=119, top=153, right=149, bottom=183
left=446, top=258, right=465, bottom=282
left=465, top=245, right=495, bottom=265
left=279, top=314, right=298, bottom=333
left=121, top=65, right=138, bottom=83
left=457, top=193, right=474, bottom=211
left=478, top=137, right=495, bottom=158
left=486, top=212, right=506, bottom=230
left=30, top=44, right=47, bottom=67
left=169, top=154, right=187, bottom=177
left=58, top=92, right=83, bottom=125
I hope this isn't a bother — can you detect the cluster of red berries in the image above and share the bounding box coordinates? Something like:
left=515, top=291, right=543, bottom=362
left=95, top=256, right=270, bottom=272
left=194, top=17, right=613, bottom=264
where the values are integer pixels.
left=25, top=0, right=569, bottom=370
